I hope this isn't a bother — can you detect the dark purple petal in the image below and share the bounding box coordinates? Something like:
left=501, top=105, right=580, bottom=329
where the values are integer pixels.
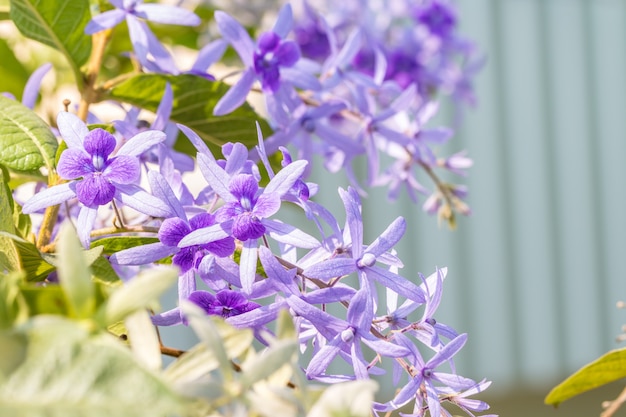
left=229, top=174, right=259, bottom=202
left=172, top=247, right=196, bottom=272
left=232, top=213, right=266, bottom=241
left=83, top=128, right=117, bottom=160
left=257, top=31, right=280, bottom=53
left=159, top=217, right=191, bottom=246
left=216, top=201, right=242, bottom=223
left=188, top=290, right=217, bottom=313
left=216, top=290, right=250, bottom=309
left=275, top=40, right=300, bottom=67
left=103, top=155, right=140, bottom=184
left=189, top=212, right=217, bottom=230
left=75, top=174, right=115, bottom=206
left=57, top=149, right=93, bottom=179
left=203, top=237, right=235, bottom=258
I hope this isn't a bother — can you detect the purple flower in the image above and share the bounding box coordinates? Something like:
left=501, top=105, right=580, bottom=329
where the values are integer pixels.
left=85, top=0, right=200, bottom=73
left=188, top=289, right=260, bottom=318
left=22, top=112, right=171, bottom=247
left=213, top=4, right=318, bottom=115
left=414, top=0, right=458, bottom=39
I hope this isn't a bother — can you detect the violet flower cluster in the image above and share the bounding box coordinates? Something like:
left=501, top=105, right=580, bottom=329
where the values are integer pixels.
left=16, top=0, right=494, bottom=415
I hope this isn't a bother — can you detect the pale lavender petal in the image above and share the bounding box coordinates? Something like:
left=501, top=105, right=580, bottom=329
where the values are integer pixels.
left=57, top=149, right=93, bottom=179
left=114, top=183, right=172, bottom=217
left=339, top=188, right=363, bottom=258
left=361, top=335, right=410, bottom=358
left=151, top=83, right=172, bottom=131
left=192, top=39, right=227, bottom=73
left=200, top=158, right=236, bottom=202
left=365, top=266, right=425, bottom=304
left=366, top=217, right=406, bottom=257
left=178, top=124, right=214, bottom=158
left=84, top=9, right=126, bottom=34
left=134, top=4, right=201, bottom=26
left=21, top=182, right=76, bottom=214
left=306, top=334, right=343, bottom=378
left=152, top=308, right=183, bottom=326
left=239, top=239, right=258, bottom=294
left=147, top=170, right=187, bottom=220
left=109, top=242, right=176, bottom=265
left=213, top=68, right=256, bottom=116
left=77, top=205, right=98, bottom=248
left=303, top=286, right=356, bottom=304
left=272, top=3, right=293, bottom=38
left=429, top=333, right=467, bottom=368
left=104, top=156, right=140, bottom=184
left=223, top=142, right=248, bottom=174
left=328, top=28, right=362, bottom=71
left=226, top=301, right=286, bottom=328
left=214, top=11, right=254, bottom=67
left=21, top=63, right=52, bottom=109
left=57, top=112, right=88, bottom=149
left=264, top=159, right=307, bottom=196
left=433, top=372, right=477, bottom=391
left=178, top=222, right=231, bottom=248
left=374, top=376, right=420, bottom=412
left=117, top=130, right=166, bottom=156
left=280, top=67, right=321, bottom=91
left=304, top=258, right=356, bottom=280
left=179, top=269, right=196, bottom=300
left=263, top=219, right=319, bottom=248
left=258, top=246, right=299, bottom=295
left=252, top=193, right=280, bottom=218
left=287, top=296, right=346, bottom=336
left=127, top=16, right=177, bottom=73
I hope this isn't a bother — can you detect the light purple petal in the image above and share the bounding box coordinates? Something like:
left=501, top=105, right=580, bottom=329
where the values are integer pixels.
left=287, top=296, right=346, bottom=336
left=109, top=242, right=176, bottom=265
left=117, top=130, right=167, bottom=156
left=272, top=3, right=293, bottom=38
left=85, top=9, right=126, bottom=34
left=21, top=182, right=76, bottom=214
left=263, top=219, right=319, bottom=248
left=280, top=67, right=321, bottom=91
left=57, top=149, right=93, bottom=179
left=214, top=11, right=255, bottom=67
left=192, top=39, right=227, bottom=73
left=365, top=266, right=426, bottom=304
left=339, top=187, right=363, bottom=258
left=306, top=333, right=343, bottom=378
left=77, top=205, right=98, bottom=248
left=178, top=124, right=214, bottom=158
left=213, top=68, right=256, bottom=116
left=200, top=158, right=236, bottom=202
left=134, top=4, right=201, bottom=26
left=178, top=222, right=231, bottom=248
left=152, top=83, right=172, bottom=131
left=366, top=217, right=406, bottom=257
left=114, top=183, right=173, bottom=217
left=428, top=333, right=468, bottom=368
left=264, top=159, right=307, bottom=196
left=152, top=308, right=183, bottom=326
left=158, top=217, right=191, bottom=246
left=361, top=335, right=410, bottom=358
left=22, top=63, right=52, bottom=109
left=147, top=170, right=187, bottom=221
left=303, top=258, right=356, bottom=280
left=57, top=112, right=88, bottom=149
left=239, top=239, right=258, bottom=294
left=127, top=16, right=178, bottom=73
left=226, top=301, right=286, bottom=328
left=223, top=142, right=249, bottom=174
left=179, top=269, right=196, bottom=300
left=252, top=192, right=280, bottom=218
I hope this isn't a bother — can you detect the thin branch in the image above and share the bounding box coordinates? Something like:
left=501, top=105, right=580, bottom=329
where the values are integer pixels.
left=601, top=385, right=626, bottom=417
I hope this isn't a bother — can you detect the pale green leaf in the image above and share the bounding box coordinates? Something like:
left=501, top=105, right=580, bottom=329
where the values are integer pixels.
left=0, top=165, right=20, bottom=271
left=56, top=223, right=95, bottom=319
left=125, top=310, right=162, bottom=371
left=103, top=266, right=178, bottom=325
left=9, top=0, right=91, bottom=82
left=0, top=316, right=194, bottom=417
left=0, top=273, right=28, bottom=329
left=0, top=38, right=29, bottom=98
left=545, top=347, right=626, bottom=406
left=0, top=95, right=58, bottom=172
left=91, top=236, right=160, bottom=255
left=307, top=380, right=378, bottom=417
left=240, top=339, right=297, bottom=390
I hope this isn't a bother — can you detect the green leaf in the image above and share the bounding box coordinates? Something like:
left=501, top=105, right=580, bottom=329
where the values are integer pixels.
left=19, top=285, right=68, bottom=316
left=0, top=166, right=20, bottom=271
left=105, top=74, right=273, bottom=153
left=56, top=223, right=95, bottom=319
left=0, top=231, right=55, bottom=280
left=9, top=0, right=91, bottom=82
left=0, top=95, right=58, bottom=172
left=545, top=347, right=626, bottom=406
left=0, top=273, right=28, bottom=330
left=0, top=316, right=194, bottom=417
left=91, top=236, right=160, bottom=255
left=12, top=199, right=31, bottom=239
left=307, top=380, right=378, bottom=417
left=0, top=38, right=29, bottom=98
left=240, top=339, right=297, bottom=390
left=90, top=255, right=121, bottom=285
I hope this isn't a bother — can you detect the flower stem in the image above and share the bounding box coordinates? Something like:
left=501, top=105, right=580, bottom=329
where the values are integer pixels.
left=78, top=30, right=111, bottom=121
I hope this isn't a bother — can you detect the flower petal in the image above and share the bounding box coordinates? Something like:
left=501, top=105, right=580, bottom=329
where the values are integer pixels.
left=158, top=217, right=191, bottom=246
left=21, top=182, right=76, bottom=214
left=57, top=112, right=88, bottom=149
left=104, top=155, right=140, bottom=184
left=215, top=11, right=255, bottom=67
left=76, top=175, right=116, bottom=206
left=109, top=242, right=176, bottom=265
left=117, top=129, right=167, bottom=157
left=213, top=68, right=256, bottom=116
left=85, top=9, right=126, bottom=34
left=57, top=149, right=93, bottom=179
left=114, top=184, right=173, bottom=218
left=83, top=128, right=117, bottom=160
left=77, top=205, right=98, bottom=248
left=134, top=3, right=201, bottom=26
